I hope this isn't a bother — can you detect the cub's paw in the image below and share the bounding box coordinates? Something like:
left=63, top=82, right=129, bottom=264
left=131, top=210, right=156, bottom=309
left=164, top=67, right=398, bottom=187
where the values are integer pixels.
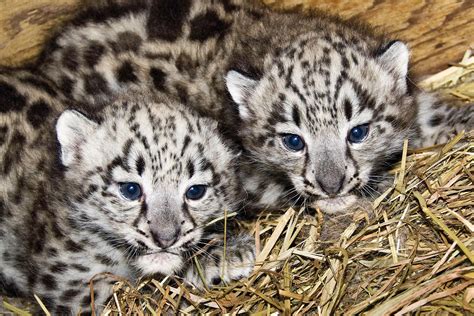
left=184, top=233, right=255, bottom=289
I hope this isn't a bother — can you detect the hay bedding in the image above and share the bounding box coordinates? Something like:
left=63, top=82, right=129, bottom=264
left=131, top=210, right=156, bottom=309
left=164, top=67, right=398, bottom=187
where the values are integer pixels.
left=2, top=31, right=473, bottom=316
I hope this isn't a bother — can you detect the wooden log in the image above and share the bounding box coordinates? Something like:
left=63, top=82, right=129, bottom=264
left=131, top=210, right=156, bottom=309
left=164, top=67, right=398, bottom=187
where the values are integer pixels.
left=0, top=0, right=79, bottom=67
left=0, top=0, right=472, bottom=76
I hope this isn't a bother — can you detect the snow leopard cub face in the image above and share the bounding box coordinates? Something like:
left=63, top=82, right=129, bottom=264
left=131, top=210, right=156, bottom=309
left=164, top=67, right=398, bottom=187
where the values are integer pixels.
left=227, top=39, right=417, bottom=213
left=57, top=93, right=242, bottom=275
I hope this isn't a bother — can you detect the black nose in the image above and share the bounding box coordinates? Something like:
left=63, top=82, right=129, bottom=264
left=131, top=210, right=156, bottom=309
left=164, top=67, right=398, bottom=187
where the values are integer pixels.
left=151, top=227, right=180, bottom=249
left=317, top=175, right=345, bottom=196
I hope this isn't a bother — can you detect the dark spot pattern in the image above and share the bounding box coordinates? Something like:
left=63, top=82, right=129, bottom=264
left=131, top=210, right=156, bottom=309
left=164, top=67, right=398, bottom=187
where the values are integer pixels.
left=429, top=114, right=444, bottom=127
left=50, top=262, right=68, bottom=273
left=62, top=46, right=79, bottom=71
left=41, top=274, right=58, bottom=290
left=115, top=31, right=143, bottom=52
left=117, top=61, right=138, bottom=83
left=84, top=72, right=109, bottom=95
left=181, top=135, right=191, bottom=157
left=60, top=289, right=81, bottom=301
left=65, top=239, right=84, bottom=252
left=26, top=100, right=51, bottom=128
left=2, top=131, right=26, bottom=175
left=174, top=83, right=189, bottom=104
left=83, top=41, right=106, bottom=68
left=0, top=81, right=27, bottom=113
left=292, top=105, right=301, bottom=127
left=147, top=0, right=191, bottom=41
left=19, top=76, right=58, bottom=97
left=189, top=10, right=231, bottom=41
left=0, top=125, right=8, bottom=146
left=0, top=271, right=25, bottom=296
left=59, top=76, right=74, bottom=96
left=150, top=67, right=167, bottom=90
left=136, top=156, right=145, bottom=176
left=56, top=305, right=71, bottom=314
left=71, top=264, right=90, bottom=272
left=187, top=160, right=195, bottom=177
left=95, top=254, right=117, bottom=266
left=344, top=99, right=352, bottom=120
left=222, top=0, right=240, bottom=12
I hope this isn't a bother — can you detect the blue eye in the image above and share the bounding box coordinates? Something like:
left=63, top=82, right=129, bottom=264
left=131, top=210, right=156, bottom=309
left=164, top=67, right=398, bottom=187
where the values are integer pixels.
left=119, top=182, right=142, bottom=200
left=186, top=185, right=207, bottom=200
left=282, top=134, right=305, bottom=151
left=348, top=124, right=370, bottom=143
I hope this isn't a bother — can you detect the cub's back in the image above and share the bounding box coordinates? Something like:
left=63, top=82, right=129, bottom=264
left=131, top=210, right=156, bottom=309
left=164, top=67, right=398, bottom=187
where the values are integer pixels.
left=0, top=70, right=66, bottom=296
left=0, top=69, right=65, bottom=192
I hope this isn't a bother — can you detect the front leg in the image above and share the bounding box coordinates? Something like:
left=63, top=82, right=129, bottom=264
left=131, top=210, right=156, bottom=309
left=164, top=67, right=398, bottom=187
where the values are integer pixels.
left=31, top=274, right=115, bottom=315
left=182, top=232, right=255, bottom=289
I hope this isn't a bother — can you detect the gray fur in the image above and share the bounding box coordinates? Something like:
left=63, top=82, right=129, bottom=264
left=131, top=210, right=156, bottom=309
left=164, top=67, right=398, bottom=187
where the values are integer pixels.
left=0, top=70, right=254, bottom=313
left=38, top=0, right=473, bottom=212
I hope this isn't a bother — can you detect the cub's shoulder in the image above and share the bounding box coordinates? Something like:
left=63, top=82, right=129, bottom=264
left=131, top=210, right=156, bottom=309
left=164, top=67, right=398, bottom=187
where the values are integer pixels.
left=0, top=69, right=64, bottom=180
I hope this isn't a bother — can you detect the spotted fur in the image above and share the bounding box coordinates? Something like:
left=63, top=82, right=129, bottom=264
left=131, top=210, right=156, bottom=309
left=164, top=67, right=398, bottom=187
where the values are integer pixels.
left=0, top=70, right=254, bottom=313
left=38, top=0, right=473, bottom=212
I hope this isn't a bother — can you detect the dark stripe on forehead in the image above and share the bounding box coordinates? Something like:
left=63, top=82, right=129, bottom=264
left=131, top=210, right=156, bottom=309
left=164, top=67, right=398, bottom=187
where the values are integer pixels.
left=141, top=135, right=150, bottom=150
left=181, top=135, right=191, bottom=157
left=285, top=64, right=294, bottom=88
left=334, top=73, right=345, bottom=102
left=108, top=156, right=127, bottom=175
left=122, top=138, right=134, bottom=172
left=344, top=99, right=352, bottom=120
left=122, top=138, right=133, bottom=157
left=197, top=143, right=205, bottom=154
left=199, top=158, right=212, bottom=172
left=292, top=104, right=301, bottom=127
left=289, top=84, right=307, bottom=105
left=350, top=79, right=377, bottom=112
left=136, top=156, right=145, bottom=176
left=187, top=160, right=195, bottom=178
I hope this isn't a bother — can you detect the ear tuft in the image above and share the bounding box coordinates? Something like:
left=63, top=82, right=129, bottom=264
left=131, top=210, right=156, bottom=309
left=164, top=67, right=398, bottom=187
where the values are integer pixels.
left=56, top=110, right=98, bottom=166
left=225, top=70, right=258, bottom=120
left=377, top=40, right=410, bottom=78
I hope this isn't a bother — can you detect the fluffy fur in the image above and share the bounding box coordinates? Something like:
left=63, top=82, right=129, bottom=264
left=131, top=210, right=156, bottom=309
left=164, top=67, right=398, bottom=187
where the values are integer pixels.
left=38, top=0, right=473, bottom=212
left=0, top=70, right=254, bottom=313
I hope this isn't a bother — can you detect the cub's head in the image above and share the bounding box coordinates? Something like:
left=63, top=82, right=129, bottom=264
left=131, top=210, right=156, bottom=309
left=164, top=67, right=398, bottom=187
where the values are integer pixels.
left=226, top=38, right=417, bottom=212
left=56, top=93, right=242, bottom=275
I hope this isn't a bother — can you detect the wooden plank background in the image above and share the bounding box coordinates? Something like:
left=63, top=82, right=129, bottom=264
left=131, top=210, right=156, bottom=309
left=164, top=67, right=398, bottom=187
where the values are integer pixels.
left=0, top=0, right=473, bottom=76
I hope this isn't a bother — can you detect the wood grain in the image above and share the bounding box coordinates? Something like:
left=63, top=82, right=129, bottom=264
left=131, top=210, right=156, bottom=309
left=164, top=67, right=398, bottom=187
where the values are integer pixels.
left=0, top=0, right=79, bottom=67
left=0, top=0, right=472, bottom=76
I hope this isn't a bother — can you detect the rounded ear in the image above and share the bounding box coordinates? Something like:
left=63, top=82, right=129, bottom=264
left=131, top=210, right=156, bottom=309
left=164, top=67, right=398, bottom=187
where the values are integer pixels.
left=225, top=70, right=258, bottom=121
left=56, top=110, right=98, bottom=166
left=376, top=40, right=410, bottom=78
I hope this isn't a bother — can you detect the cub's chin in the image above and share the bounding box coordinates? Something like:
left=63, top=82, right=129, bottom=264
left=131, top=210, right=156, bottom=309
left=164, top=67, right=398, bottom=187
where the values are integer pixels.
left=313, top=195, right=359, bottom=214
left=135, top=251, right=184, bottom=276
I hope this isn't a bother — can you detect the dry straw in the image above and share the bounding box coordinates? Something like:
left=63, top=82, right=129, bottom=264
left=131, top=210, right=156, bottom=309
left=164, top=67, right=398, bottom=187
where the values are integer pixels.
left=3, top=49, right=473, bottom=316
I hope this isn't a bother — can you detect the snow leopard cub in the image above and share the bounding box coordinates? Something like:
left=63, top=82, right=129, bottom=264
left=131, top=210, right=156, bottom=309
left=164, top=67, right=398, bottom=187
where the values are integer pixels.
left=0, top=70, right=254, bottom=314
left=38, top=0, right=473, bottom=212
